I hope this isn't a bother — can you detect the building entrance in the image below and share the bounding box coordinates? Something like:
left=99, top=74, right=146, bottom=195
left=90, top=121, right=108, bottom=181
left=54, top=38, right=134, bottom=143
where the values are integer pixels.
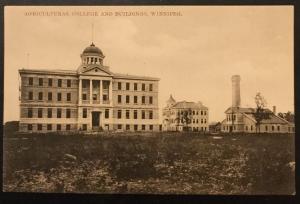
left=92, top=111, right=101, bottom=130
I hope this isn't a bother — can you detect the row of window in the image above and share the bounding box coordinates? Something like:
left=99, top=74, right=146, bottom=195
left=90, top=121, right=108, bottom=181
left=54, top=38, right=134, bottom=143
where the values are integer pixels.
left=82, top=93, right=109, bottom=101
left=26, top=108, right=155, bottom=120
left=27, top=124, right=71, bottom=131
left=28, top=77, right=72, bottom=88
left=223, top=125, right=293, bottom=132
left=226, top=114, right=236, bottom=121
left=27, top=91, right=72, bottom=101
left=27, top=108, right=72, bottom=118
left=172, top=110, right=207, bottom=116
left=191, top=127, right=207, bottom=131
left=116, top=109, right=154, bottom=119
left=26, top=123, right=155, bottom=131
left=117, top=95, right=153, bottom=104
left=117, top=124, right=154, bottom=131
left=170, top=118, right=207, bottom=124
left=81, top=80, right=110, bottom=89
left=117, top=82, right=153, bottom=92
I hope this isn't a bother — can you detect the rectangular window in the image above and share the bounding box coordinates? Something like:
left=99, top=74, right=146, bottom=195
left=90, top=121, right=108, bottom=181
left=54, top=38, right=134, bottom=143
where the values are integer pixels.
left=28, top=108, right=33, bottom=118
left=134, top=110, right=138, bottom=119
left=134, top=96, right=138, bottom=104
left=38, top=108, right=43, bottom=118
left=103, top=95, right=108, bottom=101
left=67, top=93, right=71, bottom=101
left=38, top=92, right=43, bottom=100
left=277, top=126, right=280, bottom=131
left=57, top=93, right=62, bottom=101
left=265, top=126, right=268, bottom=131
left=47, top=108, right=52, bottom=118
left=57, top=124, right=61, bottom=131
left=82, top=124, right=87, bottom=131
left=118, top=95, right=122, bottom=103
left=48, top=92, right=52, bottom=101
left=93, top=94, right=97, bottom=100
left=149, top=84, right=153, bottom=91
left=126, top=110, right=130, bottom=119
left=117, top=124, right=122, bottom=130
left=105, top=109, right=109, bottom=118
left=126, top=95, right=130, bottom=104
left=66, top=109, right=71, bottom=118
left=28, top=124, right=33, bottom=131
left=142, top=96, right=145, bottom=104
left=28, top=77, right=33, bottom=86
left=142, top=125, right=145, bottom=130
left=82, top=80, right=88, bottom=88
left=142, top=83, right=145, bottom=91
left=118, top=82, right=122, bottom=90
left=118, top=110, right=122, bottom=119
left=149, top=125, right=153, bottom=131
left=134, top=83, right=138, bottom=90
left=149, top=111, right=153, bottom=119
left=126, top=124, right=130, bottom=130
left=142, top=110, right=145, bottom=119
left=82, top=94, right=87, bottom=100
left=83, top=108, right=87, bottom=118
left=58, top=79, right=62, bottom=87
left=47, top=124, right=52, bottom=131
left=67, top=79, right=71, bottom=87
left=149, top=96, right=153, bottom=104
left=39, top=78, right=43, bottom=86
left=201, top=111, right=203, bottom=115
left=126, top=82, right=130, bottom=90
left=28, top=92, right=33, bottom=100
left=48, top=78, right=52, bottom=87
left=66, top=124, right=71, bottom=130
left=37, top=124, right=42, bottom=131
left=134, top=125, right=138, bottom=131
left=57, top=108, right=62, bottom=118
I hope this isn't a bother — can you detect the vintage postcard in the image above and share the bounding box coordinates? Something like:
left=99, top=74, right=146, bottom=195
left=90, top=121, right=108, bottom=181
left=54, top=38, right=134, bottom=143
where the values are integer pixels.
left=3, top=6, right=294, bottom=194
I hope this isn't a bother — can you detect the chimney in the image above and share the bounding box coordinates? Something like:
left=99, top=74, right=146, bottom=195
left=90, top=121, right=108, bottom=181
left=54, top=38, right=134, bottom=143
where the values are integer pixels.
left=273, top=106, right=276, bottom=115
left=231, top=75, right=241, bottom=107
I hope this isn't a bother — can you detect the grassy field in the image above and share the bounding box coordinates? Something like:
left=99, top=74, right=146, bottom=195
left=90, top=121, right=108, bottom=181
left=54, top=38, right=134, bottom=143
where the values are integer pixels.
left=3, top=131, right=295, bottom=194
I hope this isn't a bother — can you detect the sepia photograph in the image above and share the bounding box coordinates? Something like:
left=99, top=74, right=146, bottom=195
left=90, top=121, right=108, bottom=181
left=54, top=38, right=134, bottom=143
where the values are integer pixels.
left=3, top=5, right=295, bottom=195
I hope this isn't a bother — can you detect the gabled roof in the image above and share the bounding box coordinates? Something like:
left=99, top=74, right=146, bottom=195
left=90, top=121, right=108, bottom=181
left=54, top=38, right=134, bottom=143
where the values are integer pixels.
left=167, top=94, right=176, bottom=104
left=245, top=113, right=291, bottom=124
left=77, top=64, right=112, bottom=75
left=172, top=101, right=208, bottom=109
left=225, top=107, right=273, bottom=114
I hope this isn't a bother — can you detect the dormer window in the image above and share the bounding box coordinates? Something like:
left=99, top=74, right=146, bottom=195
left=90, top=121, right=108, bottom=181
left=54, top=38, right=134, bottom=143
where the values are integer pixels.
left=95, top=58, right=98, bottom=64
left=91, top=58, right=94, bottom=63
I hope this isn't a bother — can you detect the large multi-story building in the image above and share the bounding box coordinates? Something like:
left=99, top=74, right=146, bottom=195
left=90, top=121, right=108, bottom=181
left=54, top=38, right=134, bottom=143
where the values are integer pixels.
left=221, top=75, right=294, bottom=133
left=18, top=43, right=160, bottom=132
left=162, top=95, right=209, bottom=132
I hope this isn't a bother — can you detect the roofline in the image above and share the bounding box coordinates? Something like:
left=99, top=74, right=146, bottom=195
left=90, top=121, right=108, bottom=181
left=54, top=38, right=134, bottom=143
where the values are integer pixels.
left=241, top=112, right=257, bottom=123
left=19, top=68, right=77, bottom=76
left=112, top=75, right=160, bottom=81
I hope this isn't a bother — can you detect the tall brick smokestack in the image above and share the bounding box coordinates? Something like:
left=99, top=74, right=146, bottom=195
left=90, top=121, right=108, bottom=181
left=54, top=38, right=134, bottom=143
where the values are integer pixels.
left=231, top=75, right=241, bottom=107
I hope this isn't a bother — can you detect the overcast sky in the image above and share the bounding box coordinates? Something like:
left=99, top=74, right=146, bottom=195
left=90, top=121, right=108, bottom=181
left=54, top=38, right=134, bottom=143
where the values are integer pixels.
left=4, top=6, right=294, bottom=123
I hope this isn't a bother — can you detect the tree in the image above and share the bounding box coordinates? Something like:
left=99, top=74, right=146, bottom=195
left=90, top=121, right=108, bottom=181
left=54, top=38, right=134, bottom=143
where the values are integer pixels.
left=253, top=92, right=269, bottom=133
left=175, top=108, right=192, bottom=131
left=278, top=111, right=295, bottom=123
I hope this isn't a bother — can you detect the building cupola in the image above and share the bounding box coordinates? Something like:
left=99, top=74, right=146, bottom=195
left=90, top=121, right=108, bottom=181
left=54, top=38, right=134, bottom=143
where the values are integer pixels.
left=81, top=43, right=105, bottom=65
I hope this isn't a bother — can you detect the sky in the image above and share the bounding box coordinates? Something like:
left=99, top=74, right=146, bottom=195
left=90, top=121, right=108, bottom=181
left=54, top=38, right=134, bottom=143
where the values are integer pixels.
left=4, top=6, right=294, bottom=123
